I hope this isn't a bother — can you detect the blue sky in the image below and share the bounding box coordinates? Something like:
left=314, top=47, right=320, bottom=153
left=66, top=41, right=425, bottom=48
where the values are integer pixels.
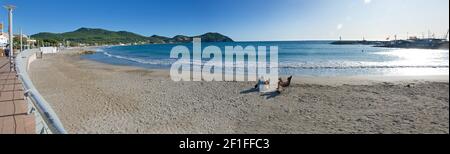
left=1, top=0, right=449, bottom=41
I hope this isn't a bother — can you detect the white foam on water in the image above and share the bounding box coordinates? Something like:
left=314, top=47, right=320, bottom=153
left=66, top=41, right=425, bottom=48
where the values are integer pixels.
left=101, top=50, right=449, bottom=69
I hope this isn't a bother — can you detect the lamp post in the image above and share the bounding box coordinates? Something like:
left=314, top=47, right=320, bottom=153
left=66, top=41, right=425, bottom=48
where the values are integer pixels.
left=20, top=28, right=23, bottom=52
left=4, top=5, right=16, bottom=72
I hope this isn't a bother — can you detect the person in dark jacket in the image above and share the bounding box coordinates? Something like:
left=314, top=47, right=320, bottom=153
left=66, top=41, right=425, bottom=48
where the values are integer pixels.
left=4, top=44, right=10, bottom=57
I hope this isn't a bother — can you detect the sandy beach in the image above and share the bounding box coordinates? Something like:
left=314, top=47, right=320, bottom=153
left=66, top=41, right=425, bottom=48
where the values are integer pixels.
left=28, top=49, right=449, bottom=134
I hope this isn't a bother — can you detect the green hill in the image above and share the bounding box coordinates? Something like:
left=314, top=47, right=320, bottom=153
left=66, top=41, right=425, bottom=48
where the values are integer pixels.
left=148, top=35, right=170, bottom=44
left=164, top=33, right=234, bottom=43
left=31, top=28, right=149, bottom=45
left=197, top=32, right=234, bottom=42
left=31, top=28, right=234, bottom=46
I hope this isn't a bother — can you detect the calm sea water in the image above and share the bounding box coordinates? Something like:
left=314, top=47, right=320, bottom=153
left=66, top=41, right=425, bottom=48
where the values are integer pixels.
left=82, top=41, right=449, bottom=76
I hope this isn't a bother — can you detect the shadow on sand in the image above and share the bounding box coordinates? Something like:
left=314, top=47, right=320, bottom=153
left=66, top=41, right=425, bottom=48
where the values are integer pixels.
left=240, top=88, right=281, bottom=99
left=240, top=88, right=259, bottom=94
left=261, top=91, right=281, bottom=99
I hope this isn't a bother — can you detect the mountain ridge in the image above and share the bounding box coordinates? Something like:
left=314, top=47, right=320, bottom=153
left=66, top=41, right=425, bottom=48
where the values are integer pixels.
left=31, top=27, right=234, bottom=46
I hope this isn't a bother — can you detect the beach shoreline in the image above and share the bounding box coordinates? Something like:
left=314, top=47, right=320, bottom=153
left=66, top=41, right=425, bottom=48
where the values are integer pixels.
left=28, top=49, right=449, bottom=134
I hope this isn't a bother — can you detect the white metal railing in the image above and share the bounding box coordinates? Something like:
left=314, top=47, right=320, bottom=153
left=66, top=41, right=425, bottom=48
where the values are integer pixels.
left=15, top=49, right=67, bottom=134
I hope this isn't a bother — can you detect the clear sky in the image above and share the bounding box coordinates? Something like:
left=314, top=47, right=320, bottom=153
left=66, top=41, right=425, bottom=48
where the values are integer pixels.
left=1, top=0, right=449, bottom=41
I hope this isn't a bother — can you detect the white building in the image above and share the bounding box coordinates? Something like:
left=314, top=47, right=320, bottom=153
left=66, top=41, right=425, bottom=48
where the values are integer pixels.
left=40, top=47, right=59, bottom=54
left=0, top=33, right=8, bottom=49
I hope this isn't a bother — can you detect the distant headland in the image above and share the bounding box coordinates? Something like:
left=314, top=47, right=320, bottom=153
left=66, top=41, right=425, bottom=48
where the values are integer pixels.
left=30, top=28, right=234, bottom=46
left=331, top=36, right=449, bottom=50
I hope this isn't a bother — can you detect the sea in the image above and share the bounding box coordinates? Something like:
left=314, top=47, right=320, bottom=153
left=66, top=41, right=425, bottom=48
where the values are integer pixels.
left=82, top=41, right=449, bottom=77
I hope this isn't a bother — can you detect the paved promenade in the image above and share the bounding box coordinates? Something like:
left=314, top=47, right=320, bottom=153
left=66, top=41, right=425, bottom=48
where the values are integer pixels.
left=0, top=58, right=35, bottom=134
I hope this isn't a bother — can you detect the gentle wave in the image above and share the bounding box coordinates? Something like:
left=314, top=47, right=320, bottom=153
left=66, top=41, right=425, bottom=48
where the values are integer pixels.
left=100, top=51, right=448, bottom=70
left=102, top=51, right=174, bottom=65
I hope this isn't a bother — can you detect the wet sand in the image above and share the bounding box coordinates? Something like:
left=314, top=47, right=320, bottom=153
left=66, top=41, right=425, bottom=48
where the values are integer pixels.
left=28, top=49, right=449, bottom=134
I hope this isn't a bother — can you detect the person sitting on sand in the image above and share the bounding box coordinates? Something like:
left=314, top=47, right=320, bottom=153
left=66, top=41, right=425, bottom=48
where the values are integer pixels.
left=277, top=76, right=293, bottom=92
left=279, top=76, right=293, bottom=88
left=255, top=76, right=293, bottom=93
left=254, top=77, right=272, bottom=90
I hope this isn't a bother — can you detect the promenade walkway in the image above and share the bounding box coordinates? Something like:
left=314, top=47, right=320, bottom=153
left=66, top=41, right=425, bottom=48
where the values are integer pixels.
left=0, top=57, right=35, bottom=134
